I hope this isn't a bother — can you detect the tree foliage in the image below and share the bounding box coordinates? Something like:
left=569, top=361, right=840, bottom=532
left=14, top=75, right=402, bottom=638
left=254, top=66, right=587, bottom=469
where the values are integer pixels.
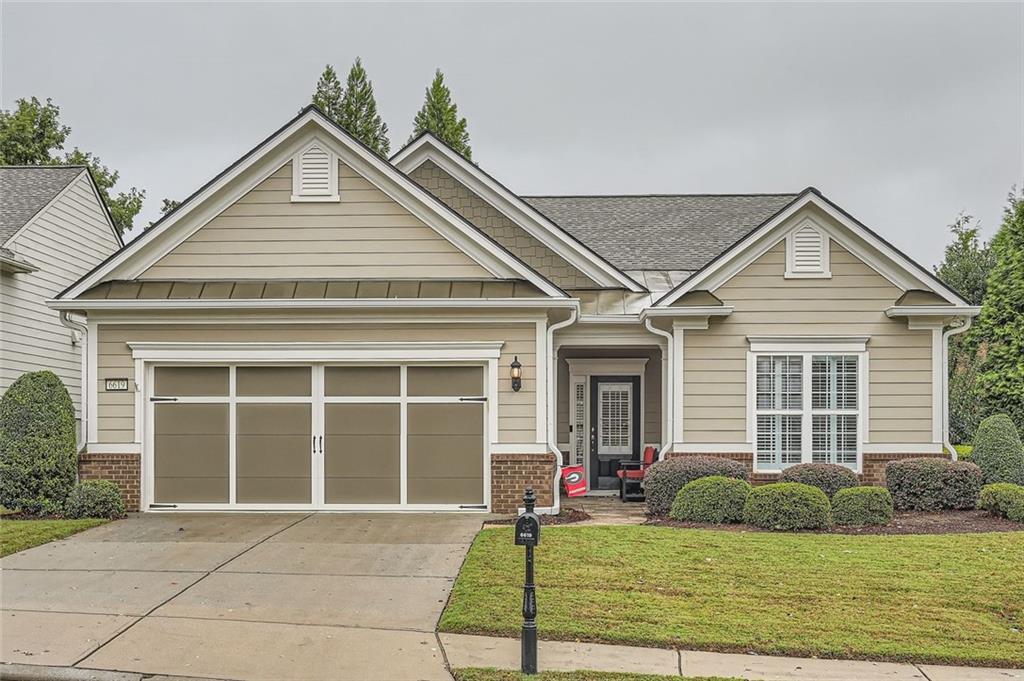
left=410, top=70, right=472, bottom=159
left=310, top=64, right=344, bottom=123
left=0, top=97, right=144, bottom=235
left=934, top=213, right=995, bottom=306
left=339, top=58, right=390, bottom=156
left=146, top=198, right=181, bottom=231
left=972, top=190, right=1024, bottom=431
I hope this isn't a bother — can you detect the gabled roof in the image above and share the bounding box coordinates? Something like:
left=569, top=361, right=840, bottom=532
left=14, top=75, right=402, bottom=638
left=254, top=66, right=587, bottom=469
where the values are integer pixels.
left=522, top=194, right=798, bottom=271
left=58, top=107, right=566, bottom=300
left=0, top=166, right=87, bottom=244
left=392, top=133, right=646, bottom=292
left=654, top=188, right=972, bottom=308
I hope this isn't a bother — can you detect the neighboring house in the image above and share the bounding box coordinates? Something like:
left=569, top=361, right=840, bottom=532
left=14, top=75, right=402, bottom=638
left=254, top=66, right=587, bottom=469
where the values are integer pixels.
left=49, top=107, right=979, bottom=514
left=1, top=166, right=122, bottom=436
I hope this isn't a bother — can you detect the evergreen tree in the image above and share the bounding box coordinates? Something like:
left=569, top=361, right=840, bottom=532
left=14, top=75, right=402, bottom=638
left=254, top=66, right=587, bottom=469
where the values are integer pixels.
left=972, top=189, right=1024, bottom=431
left=0, top=97, right=144, bottom=235
left=410, top=70, right=471, bottom=159
left=338, top=58, right=390, bottom=156
left=310, top=64, right=344, bottom=123
left=934, top=213, right=995, bottom=306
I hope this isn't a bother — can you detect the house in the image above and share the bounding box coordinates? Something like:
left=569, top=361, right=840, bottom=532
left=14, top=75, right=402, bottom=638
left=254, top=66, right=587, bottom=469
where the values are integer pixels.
left=48, top=107, right=979, bottom=514
left=1, top=166, right=122, bottom=437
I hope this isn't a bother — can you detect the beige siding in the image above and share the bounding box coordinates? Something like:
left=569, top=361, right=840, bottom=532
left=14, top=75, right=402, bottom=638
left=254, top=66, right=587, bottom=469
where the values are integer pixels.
left=139, top=162, right=492, bottom=280
left=409, top=161, right=598, bottom=289
left=0, top=173, right=121, bottom=417
left=95, top=321, right=537, bottom=444
left=556, top=347, right=663, bottom=448
left=683, top=236, right=933, bottom=445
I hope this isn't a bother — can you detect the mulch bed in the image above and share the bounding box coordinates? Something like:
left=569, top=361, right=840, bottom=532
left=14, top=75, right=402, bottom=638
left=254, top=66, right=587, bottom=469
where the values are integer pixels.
left=647, top=509, right=1023, bottom=535
left=487, top=507, right=592, bottom=526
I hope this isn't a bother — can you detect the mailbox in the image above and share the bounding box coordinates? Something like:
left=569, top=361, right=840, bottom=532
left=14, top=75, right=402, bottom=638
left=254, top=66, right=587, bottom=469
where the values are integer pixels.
left=515, top=511, right=540, bottom=547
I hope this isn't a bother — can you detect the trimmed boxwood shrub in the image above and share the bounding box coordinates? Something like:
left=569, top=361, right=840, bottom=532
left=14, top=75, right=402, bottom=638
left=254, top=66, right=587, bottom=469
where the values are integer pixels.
left=970, top=414, right=1024, bottom=485
left=0, top=371, right=78, bottom=515
left=64, top=480, right=125, bottom=519
left=742, top=482, right=832, bottom=531
left=780, top=463, right=859, bottom=499
left=832, top=487, right=893, bottom=527
left=644, top=456, right=748, bottom=516
left=978, top=482, right=1024, bottom=521
left=669, top=476, right=752, bottom=524
left=885, top=458, right=983, bottom=511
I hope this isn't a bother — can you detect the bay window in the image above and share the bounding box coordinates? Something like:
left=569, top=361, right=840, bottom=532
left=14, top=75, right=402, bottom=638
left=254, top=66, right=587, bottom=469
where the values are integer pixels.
left=751, top=345, right=864, bottom=472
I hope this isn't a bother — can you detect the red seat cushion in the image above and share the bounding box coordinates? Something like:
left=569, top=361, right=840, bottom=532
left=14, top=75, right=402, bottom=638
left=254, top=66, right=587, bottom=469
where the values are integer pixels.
left=623, top=469, right=645, bottom=479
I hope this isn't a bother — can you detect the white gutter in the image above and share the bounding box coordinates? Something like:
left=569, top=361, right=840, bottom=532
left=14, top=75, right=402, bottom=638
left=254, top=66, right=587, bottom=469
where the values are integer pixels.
left=58, top=311, right=89, bottom=452
left=641, top=306, right=733, bottom=318
left=545, top=306, right=579, bottom=515
left=47, top=297, right=579, bottom=311
left=886, top=305, right=981, bottom=318
left=644, top=318, right=674, bottom=461
left=942, top=316, right=974, bottom=460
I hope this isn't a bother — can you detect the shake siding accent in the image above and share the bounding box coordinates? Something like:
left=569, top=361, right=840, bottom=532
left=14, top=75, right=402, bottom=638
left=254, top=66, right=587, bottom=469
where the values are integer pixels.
left=139, top=162, right=492, bottom=280
left=0, top=173, right=120, bottom=417
left=409, top=161, right=598, bottom=289
left=683, top=239, right=932, bottom=444
left=95, top=322, right=536, bottom=444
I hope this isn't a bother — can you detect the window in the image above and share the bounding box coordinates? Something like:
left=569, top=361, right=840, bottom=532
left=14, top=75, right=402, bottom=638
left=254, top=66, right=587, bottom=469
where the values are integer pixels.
left=753, top=352, right=862, bottom=471
left=291, top=141, right=339, bottom=202
left=785, top=219, right=830, bottom=278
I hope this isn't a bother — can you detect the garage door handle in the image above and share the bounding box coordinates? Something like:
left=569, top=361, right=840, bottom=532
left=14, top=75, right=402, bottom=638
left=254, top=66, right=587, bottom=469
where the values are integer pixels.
left=458, top=396, right=487, bottom=402
left=319, top=435, right=323, bottom=454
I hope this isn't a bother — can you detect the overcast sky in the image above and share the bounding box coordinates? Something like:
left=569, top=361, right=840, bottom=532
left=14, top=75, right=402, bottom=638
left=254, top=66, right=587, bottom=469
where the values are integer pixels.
left=3, top=1, right=1022, bottom=268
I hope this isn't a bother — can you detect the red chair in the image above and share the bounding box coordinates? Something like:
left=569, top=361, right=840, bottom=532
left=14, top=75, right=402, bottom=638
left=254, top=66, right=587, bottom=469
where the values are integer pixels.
left=617, top=445, right=657, bottom=502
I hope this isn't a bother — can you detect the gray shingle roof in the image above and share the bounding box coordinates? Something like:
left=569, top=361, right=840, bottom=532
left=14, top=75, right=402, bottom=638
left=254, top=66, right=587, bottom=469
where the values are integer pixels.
left=0, top=166, right=84, bottom=245
left=522, top=194, right=798, bottom=271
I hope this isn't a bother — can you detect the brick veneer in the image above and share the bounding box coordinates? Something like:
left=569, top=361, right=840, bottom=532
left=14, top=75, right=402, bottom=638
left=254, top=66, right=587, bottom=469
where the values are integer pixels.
left=667, top=451, right=949, bottom=486
left=491, top=452, right=558, bottom=514
left=79, top=452, right=140, bottom=511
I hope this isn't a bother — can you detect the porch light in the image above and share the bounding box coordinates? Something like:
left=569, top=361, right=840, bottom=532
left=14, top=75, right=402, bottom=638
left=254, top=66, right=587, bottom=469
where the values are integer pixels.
left=510, top=356, right=523, bottom=392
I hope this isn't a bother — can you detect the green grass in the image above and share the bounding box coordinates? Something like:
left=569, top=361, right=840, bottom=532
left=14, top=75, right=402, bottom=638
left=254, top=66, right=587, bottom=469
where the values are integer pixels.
left=453, top=670, right=739, bottom=681
left=440, top=526, right=1024, bottom=667
left=0, top=518, right=108, bottom=557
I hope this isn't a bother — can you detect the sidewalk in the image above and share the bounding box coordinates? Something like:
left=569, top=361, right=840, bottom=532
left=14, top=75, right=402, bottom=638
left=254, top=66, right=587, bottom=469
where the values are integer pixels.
left=440, top=633, right=1024, bottom=681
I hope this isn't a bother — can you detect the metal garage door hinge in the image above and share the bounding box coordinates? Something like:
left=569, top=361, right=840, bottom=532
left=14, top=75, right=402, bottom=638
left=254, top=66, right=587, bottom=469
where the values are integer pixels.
left=149, top=397, right=179, bottom=402
left=459, top=504, right=487, bottom=509
left=458, top=396, right=487, bottom=402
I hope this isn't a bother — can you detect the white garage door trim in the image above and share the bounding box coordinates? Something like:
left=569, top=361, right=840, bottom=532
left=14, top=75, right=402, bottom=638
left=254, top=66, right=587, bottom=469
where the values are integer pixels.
left=131, top=341, right=502, bottom=512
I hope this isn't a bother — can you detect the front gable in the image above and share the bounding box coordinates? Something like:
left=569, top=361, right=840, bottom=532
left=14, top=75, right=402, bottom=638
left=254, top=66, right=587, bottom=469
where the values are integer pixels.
left=60, top=109, right=565, bottom=300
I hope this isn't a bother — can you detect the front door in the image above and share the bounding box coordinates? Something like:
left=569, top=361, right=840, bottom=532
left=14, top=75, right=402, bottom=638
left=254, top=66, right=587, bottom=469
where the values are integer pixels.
left=589, top=376, right=641, bottom=489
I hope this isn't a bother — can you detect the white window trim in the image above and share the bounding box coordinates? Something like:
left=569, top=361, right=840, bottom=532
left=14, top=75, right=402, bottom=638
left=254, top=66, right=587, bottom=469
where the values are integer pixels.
left=291, top=140, right=340, bottom=202
left=785, top=218, right=831, bottom=279
left=746, top=343, right=868, bottom=474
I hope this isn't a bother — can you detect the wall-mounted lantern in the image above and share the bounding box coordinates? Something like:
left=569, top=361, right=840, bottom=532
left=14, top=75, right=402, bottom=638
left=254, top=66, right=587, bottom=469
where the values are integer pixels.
left=510, top=356, right=523, bottom=392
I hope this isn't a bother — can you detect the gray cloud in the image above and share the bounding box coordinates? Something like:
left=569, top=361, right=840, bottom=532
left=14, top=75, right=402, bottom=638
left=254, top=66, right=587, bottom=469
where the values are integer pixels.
left=3, top=1, right=1021, bottom=267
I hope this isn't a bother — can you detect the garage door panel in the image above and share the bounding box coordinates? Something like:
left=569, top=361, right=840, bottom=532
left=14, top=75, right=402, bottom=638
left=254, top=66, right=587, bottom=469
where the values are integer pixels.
left=324, top=404, right=400, bottom=434
left=408, top=477, right=483, bottom=505
left=155, top=403, right=229, bottom=434
left=325, top=436, right=400, bottom=477
left=153, top=401, right=229, bottom=504
left=407, top=402, right=483, bottom=505
left=236, top=404, right=311, bottom=504
left=154, top=436, right=231, bottom=477
left=407, top=366, right=483, bottom=397
left=154, top=475, right=229, bottom=504
left=236, top=366, right=311, bottom=397
left=236, top=404, right=311, bottom=435
left=235, top=435, right=312, bottom=477
left=236, top=477, right=311, bottom=504
left=407, top=435, right=484, bottom=478
left=325, top=366, right=400, bottom=397
left=154, top=366, right=228, bottom=396
left=324, top=477, right=400, bottom=504
left=324, top=404, right=399, bottom=504
left=407, top=404, right=484, bottom=435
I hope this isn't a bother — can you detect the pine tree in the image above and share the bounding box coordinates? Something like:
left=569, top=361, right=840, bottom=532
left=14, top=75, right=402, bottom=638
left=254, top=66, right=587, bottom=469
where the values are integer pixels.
left=972, top=189, right=1024, bottom=431
left=310, top=64, right=344, bottom=123
left=410, top=70, right=471, bottom=160
left=338, top=58, right=390, bottom=157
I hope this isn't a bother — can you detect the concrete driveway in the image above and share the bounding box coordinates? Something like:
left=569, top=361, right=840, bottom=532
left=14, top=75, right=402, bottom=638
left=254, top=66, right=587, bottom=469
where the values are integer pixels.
left=1, top=512, right=487, bottom=680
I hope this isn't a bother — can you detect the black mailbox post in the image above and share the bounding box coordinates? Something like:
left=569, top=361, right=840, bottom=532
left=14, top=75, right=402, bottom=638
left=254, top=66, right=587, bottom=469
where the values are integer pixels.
left=514, top=487, right=540, bottom=674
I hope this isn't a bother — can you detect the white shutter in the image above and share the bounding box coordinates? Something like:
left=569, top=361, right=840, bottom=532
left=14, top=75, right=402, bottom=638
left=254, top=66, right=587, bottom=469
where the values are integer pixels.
left=299, top=146, right=332, bottom=195
left=572, top=381, right=587, bottom=466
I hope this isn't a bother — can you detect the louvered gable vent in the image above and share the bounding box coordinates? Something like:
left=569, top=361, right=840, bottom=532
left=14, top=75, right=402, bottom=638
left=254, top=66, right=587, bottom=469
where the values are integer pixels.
left=785, top=219, right=830, bottom=278
left=291, top=142, right=339, bottom=201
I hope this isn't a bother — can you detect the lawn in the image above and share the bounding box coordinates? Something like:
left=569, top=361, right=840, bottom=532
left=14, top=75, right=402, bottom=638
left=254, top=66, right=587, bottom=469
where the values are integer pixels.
left=440, top=526, right=1024, bottom=667
left=453, top=670, right=738, bottom=681
left=0, top=518, right=108, bottom=557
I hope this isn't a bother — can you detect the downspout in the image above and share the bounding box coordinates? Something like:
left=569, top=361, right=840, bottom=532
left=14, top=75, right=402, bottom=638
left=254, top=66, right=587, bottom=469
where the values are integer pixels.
left=546, top=306, right=578, bottom=515
left=942, top=316, right=973, bottom=460
left=59, top=311, right=89, bottom=453
left=644, top=318, right=674, bottom=461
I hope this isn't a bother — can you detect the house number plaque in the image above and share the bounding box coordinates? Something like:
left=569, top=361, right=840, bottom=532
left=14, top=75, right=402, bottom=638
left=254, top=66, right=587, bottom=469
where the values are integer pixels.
left=104, top=378, right=129, bottom=392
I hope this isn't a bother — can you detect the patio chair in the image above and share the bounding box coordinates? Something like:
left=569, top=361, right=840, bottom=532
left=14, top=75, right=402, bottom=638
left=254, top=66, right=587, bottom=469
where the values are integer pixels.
left=617, top=445, right=657, bottom=502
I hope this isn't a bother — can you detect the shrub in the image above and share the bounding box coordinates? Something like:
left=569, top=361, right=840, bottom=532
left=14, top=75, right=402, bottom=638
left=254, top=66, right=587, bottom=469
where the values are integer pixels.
left=978, top=482, right=1024, bottom=520
left=742, top=482, right=832, bottom=531
left=970, top=414, right=1024, bottom=485
left=955, top=444, right=974, bottom=462
left=780, top=463, right=859, bottom=499
left=0, top=371, right=78, bottom=515
left=644, top=456, right=748, bottom=516
left=63, top=480, right=125, bottom=519
left=669, top=476, right=752, bottom=524
left=885, top=458, right=983, bottom=511
left=832, top=487, right=894, bottom=527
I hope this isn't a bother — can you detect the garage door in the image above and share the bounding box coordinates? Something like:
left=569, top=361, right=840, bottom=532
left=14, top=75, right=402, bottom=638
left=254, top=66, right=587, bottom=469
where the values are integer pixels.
left=149, top=364, right=485, bottom=510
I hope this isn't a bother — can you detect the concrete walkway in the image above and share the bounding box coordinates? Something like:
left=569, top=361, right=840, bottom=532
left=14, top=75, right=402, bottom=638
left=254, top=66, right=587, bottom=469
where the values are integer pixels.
left=1, top=512, right=484, bottom=680
left=441, top=633, right=1023, bottom=681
